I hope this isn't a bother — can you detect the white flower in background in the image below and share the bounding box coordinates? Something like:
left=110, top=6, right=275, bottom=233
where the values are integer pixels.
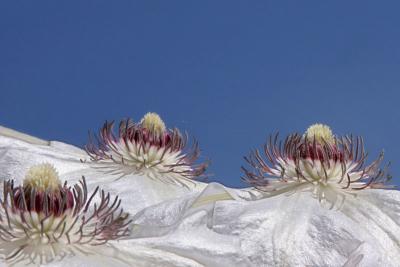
left=85, top=112, right=208, bottom=186
left=242, top=123, right=393, bottom=208
left=0, top=163, right=131, bottom=266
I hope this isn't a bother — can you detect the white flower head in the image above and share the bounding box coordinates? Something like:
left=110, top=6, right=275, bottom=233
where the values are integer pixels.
left=85, top=112, right=208, bottom=186
left=0, top=164, right=131, bottom=265
left=242, top=124, right=392, bottom=208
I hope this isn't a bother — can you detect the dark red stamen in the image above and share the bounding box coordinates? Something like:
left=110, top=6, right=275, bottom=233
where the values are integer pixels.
left=13, top=186, right=74, bottom=216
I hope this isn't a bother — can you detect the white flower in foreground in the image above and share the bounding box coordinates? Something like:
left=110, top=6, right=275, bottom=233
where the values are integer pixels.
left=242, top=123, right=392, bottom=208
left=85, top=112, right=208, bottom=186
left=0, top=163, right=131, bottom=266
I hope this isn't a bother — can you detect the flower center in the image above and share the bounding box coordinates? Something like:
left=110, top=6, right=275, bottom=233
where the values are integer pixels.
left=298, top=123, right=343, bottom=162
left=131, top=112, right=172, bottom=149
left=23, top=163, right=61, bottom=192
left=140, top=112, right=166, bottom=136
left=15, top=163, right=74, bottom=215
left=304, top=123, right=334, bottom=144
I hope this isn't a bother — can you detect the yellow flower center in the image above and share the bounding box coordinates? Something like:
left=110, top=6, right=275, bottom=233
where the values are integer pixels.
left=304, top=123, right=334, bottom=144
left=140, top=112, right=166, bottom=135
left=23, top=163, right=61, bottom=192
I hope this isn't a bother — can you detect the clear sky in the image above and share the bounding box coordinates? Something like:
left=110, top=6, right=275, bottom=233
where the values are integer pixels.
left=1, top=1, right=399, bottom=188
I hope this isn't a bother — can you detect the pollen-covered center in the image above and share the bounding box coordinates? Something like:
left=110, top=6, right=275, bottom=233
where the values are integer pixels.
left=140, top=112, right=166, bottom=135
left=304, top=123, right=334, bottom=144
left=23, top=163, right=61, bottom=192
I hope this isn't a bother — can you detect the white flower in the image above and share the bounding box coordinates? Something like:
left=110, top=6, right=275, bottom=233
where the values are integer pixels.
left=85, top=112, right=208, bottom=186
left=0, top=163, right=131, bottom=266
left=242, top=124, right=392, bottom=208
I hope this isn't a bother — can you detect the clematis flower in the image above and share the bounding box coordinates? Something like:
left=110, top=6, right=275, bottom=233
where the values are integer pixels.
left=85, top=113, right=208, bottom=186
left=1, top=123, right=400, bottom=266
left=242, top=124, right=392, bottom=207
left=0, top=163, right=131, bottom=266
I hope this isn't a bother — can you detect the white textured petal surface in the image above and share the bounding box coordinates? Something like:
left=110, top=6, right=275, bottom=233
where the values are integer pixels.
left=0, top=127, right=400, bottom=267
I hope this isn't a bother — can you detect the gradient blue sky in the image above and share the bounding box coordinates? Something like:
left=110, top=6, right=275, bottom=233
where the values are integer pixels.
left=1, top=1, right=399, bottom=188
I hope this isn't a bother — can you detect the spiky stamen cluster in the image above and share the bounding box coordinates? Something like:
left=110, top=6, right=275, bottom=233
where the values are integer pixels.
left=85, top=113, right=208, bottom=186
left=0, top=164, right=131, bottom=265
left=242, top=124, right=392, bottom=207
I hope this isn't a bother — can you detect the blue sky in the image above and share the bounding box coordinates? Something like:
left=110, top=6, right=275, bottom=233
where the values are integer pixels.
left=0, top=1, right=399, bottom=188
